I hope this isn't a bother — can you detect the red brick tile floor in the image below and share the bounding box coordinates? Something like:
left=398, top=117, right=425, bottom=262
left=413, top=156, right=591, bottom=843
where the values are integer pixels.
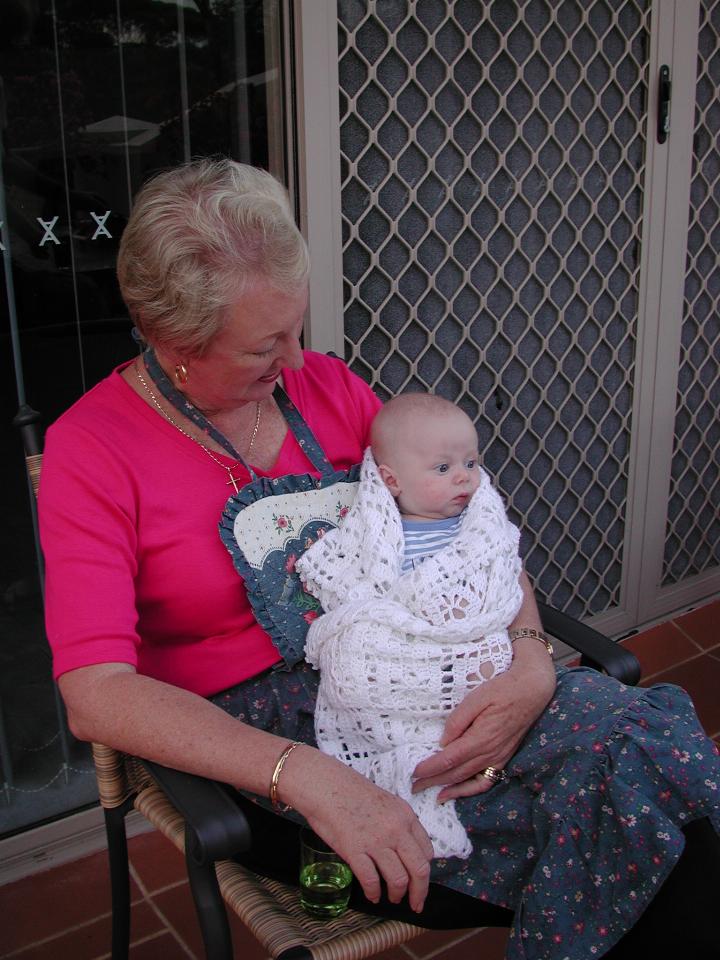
left=1, top=598, right=718, bottom=960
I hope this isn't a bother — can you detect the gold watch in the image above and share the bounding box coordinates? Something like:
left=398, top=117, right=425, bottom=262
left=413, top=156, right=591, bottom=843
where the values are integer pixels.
left=508, top=627, right=554, bottom=656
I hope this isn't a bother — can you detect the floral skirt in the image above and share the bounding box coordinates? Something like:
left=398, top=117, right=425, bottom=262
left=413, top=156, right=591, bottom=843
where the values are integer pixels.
left=212, top=663, right=720, bottom=960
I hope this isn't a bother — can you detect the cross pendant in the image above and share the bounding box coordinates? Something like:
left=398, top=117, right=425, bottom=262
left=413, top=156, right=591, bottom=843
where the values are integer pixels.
left=226, top=473, right=241, bottom=493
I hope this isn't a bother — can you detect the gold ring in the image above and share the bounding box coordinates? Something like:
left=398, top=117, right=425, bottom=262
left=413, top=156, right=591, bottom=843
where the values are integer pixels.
left=480, top=766, right=507, bottom=784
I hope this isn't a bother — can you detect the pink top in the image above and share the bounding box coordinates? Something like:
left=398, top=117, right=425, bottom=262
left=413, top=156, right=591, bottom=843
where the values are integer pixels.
left=39, top=351, right=381, bottom=696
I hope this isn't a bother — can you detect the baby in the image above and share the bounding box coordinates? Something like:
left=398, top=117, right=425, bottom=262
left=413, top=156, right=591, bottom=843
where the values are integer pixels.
left=297, top=393, right=524, bottom=858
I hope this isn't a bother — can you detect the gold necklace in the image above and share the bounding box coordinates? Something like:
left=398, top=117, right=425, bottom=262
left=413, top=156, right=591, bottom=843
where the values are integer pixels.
left=134, top=362, right=261, bottom=492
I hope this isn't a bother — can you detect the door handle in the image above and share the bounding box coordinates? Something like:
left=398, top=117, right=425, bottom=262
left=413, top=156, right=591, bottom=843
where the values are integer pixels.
left=657, top=64, right=671, bottom=143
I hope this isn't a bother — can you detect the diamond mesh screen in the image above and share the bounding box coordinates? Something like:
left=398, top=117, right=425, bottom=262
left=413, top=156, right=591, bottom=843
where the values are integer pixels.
left=337, top=1, right=649, bottom=617
left=663, top=0, right=720, bottom=585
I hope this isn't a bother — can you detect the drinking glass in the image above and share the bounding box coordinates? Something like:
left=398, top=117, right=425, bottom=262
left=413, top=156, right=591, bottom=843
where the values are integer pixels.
left=299, top=828, right=353, bottom=918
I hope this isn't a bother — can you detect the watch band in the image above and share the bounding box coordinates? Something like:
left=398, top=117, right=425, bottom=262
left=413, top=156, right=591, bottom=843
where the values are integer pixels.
left=508, top=627, right=554, bottom=656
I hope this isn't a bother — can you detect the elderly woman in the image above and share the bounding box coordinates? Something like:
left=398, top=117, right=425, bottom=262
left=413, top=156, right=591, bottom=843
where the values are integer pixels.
left=39, top=159, right=719, bottom=960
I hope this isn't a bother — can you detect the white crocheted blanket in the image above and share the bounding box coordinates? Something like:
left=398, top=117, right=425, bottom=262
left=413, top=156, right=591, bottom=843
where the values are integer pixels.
left=297, top=448, right=524, bottom=859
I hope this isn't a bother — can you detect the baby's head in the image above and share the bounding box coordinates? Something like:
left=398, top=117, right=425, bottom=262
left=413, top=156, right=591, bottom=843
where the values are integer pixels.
left=370, top=394, right=481, bottom=521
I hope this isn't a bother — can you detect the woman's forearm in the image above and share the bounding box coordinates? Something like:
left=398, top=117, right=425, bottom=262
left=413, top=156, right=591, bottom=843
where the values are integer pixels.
left=59, top=663, right=304, bottom=798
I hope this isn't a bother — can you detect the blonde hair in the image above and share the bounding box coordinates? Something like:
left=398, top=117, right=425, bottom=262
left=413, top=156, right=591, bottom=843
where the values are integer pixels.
left=371, top=393, right=472, bottom=465
left=117, top=158, right=310, bottom=356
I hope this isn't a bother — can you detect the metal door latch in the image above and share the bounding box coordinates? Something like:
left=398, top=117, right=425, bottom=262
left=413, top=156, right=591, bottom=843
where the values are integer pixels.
left=658, top=65, right=671, bottom=143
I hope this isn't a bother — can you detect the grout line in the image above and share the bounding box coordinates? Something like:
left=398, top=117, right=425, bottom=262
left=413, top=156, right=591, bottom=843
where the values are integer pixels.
left=671, top=619, right=713, bottom=652
left=133, top=876, right=189, bottom=897
left=402, top=927, right=484, bottom=960
left=0, top=871, right=160, bottom=959
left=632, top=644, right=720, bottom=684
left=129, top=862, right=197, bottom=959
left=0, top=909, right=113, bottom=958
left=91, top=928, right=172, bottom=960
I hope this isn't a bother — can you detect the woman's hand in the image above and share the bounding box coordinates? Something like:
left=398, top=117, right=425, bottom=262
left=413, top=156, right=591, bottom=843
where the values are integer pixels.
left=411, top=639, right=556, bottom=803
left=286, top=749, right=435, bottom=913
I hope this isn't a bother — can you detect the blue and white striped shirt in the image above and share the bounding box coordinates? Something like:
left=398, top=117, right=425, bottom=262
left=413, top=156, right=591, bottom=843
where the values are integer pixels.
left=400, top=513, right=465, bottom=572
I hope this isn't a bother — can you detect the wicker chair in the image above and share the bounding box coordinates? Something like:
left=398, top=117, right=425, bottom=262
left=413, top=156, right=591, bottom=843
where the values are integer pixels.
left=16, top=403, right=641, bottom=960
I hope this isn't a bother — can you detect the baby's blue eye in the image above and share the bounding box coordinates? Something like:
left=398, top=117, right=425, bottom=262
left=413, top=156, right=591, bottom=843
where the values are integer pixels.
left=466, top=459, right=477, bottom=469
left=436, top=463, right=449, bottom=473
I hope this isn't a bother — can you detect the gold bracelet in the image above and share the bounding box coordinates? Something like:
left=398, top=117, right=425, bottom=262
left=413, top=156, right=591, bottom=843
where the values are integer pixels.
left=269, top=741, right=302, bottom=812
left=508, top=627, right=554, bottom=656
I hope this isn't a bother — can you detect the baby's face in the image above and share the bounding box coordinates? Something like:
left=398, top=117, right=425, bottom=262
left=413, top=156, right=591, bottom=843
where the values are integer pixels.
left=387, top=412, right=481, bottom=521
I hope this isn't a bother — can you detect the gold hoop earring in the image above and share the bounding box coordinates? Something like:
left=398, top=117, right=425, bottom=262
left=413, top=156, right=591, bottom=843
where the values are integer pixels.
left=174, top=363, right=189, bottom=385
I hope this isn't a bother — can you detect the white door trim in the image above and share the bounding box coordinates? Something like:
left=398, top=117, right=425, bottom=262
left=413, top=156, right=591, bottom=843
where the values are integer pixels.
left=293, top=0, right=345, bottom=356
left=629, top=0, right=703, bottom=627
left=0, top=805, right=153, bottom=887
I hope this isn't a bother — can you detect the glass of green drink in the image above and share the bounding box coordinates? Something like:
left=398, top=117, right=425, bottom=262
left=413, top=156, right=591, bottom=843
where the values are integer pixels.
left=299, top=828, right=353, bottom=918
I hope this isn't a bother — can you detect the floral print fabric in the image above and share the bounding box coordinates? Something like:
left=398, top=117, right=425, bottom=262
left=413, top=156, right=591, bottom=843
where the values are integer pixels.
left=212, top=662, right=720, bottom=960
left=219, top=469, right=360, bottom=667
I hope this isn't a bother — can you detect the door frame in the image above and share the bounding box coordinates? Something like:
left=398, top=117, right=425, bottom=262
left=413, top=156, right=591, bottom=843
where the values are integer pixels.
left=293, top=0, right=346, bottom=357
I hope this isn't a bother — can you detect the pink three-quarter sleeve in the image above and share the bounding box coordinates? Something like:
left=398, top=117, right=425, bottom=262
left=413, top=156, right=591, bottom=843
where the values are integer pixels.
left=40, top=418, right=143, bottom=675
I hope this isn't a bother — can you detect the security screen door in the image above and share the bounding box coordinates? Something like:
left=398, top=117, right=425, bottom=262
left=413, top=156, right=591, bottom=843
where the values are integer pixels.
left=329, top=0, right=719, bottom=632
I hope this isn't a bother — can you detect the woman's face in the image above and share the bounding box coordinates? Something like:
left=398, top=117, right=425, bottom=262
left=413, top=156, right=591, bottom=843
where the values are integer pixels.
left=166, top=282, right=308, bottom=412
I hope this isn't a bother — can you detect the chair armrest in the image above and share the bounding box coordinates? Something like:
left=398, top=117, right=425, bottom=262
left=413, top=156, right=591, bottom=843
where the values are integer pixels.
left=142, top=760, right=253, bottom=864
left=537, top=601, right=641, bottom=686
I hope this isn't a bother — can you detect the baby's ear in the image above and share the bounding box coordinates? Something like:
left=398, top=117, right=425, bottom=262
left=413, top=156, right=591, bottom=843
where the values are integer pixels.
left=377, top=463, right=401, bottom=496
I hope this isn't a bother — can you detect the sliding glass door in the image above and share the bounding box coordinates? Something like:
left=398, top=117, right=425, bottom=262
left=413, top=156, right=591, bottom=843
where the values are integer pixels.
left=0, top=0, right=291, bottom=837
